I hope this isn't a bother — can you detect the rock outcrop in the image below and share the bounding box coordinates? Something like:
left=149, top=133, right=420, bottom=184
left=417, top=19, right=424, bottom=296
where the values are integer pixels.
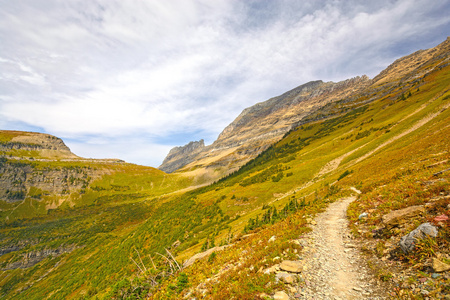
left=0, top=159, right=99, bottom=202
left=159, top=38, right=450, bottom=180
left=2, top=245, right=77, bottom=270
left=159, top=139, right=205, bottom=173
left=159, top=76, right=371, bottom=177
left=0, top=131, right=108, bottom=203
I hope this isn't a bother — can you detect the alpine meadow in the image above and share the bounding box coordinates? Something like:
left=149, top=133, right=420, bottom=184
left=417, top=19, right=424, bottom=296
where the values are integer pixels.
left=1, top=35, right=450, bottom=300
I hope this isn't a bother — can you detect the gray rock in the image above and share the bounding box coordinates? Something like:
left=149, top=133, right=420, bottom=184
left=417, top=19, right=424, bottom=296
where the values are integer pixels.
left=431, top=273, right=440, bottom=279
left=399, top=223, right=438, bottom=253
left=358, top=212, right=368, bottom=219
left=159, top=140, right=205, bottom=173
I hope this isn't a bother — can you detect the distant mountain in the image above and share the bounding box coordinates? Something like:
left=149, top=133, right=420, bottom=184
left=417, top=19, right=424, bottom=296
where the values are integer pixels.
left=0, top=130, right=77, bottom=158
left=159, top=37, right=450, bottom=181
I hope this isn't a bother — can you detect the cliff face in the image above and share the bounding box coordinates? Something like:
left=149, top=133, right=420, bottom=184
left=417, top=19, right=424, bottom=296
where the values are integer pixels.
left=0, top=131, right=106, bottom=203
left=159, top=76, right=371, bottom=176
left=159, top=139, right=205, bottom=173
left=159, top=37, right=450, bottom=179
left=0, top=160, right=98, bottom=203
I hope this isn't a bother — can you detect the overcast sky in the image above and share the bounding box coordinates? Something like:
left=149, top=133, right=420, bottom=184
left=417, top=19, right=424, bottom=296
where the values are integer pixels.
left=1, top=0, right=449, bottom=167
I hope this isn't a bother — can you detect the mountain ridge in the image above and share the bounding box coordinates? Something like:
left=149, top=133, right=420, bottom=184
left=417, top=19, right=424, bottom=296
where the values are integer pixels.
left=159, top=37, right=450, bottom=179
left=159, top=75, right=371, bottom=176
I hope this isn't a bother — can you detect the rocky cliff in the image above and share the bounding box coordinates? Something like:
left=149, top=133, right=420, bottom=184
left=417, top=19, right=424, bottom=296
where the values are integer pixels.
left=159, top=38, right=450, bottom=179
left=0, top=131, right=108, bottom=203
left=159, top=139, right=205, bottom=173
left=159, top=76, right=371, bottom=176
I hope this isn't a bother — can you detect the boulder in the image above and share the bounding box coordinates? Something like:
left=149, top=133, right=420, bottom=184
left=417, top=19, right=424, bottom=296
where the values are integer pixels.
left=280, top=260, right=302, bottom=273
left=399, top=223, right=438, bottom=253
left=358, top=212, right=368, bottom=220
left=382, top=205, right=425, bottom=228
left=432, top=258, right=450, bottom=273
left=273, top=291, right=290, bottom=300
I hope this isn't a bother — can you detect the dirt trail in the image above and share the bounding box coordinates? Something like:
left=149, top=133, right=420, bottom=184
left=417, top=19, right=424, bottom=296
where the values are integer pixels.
left=297, top=195, right=387, bottom=299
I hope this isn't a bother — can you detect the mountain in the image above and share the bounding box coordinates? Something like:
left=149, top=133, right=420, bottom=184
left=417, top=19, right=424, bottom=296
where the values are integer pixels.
left=159, top=37, right=450, bottom=181
left=159, top=139, right=205, bottom=173
left=0, top=38, right=449, bottom=299
left=159, top=76, right=371, bottom=177
left=0, top=130, right=77, bottom=158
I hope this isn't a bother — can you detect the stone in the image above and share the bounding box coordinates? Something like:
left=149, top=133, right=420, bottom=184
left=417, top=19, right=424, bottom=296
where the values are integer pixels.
left=276, top=272, right=297, bottom=284
left=399, top=223, right=438, bottom=253
left=382, top=205, right=425, bottom=228
left=273, top=291, right=290, bottom=300
left=432, top=258, right=450, bottom=273
left=431, top=273, right=440, bottom=279
left=269, top=235, right=277, bottom=243
left=280, top=260, right=303, bottom=273
left=358, top=212, right=368, bottom=220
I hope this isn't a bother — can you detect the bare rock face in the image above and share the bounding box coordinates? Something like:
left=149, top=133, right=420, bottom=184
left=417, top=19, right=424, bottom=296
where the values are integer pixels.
left=159, top=37, right=450, bottom=180
left=0, top=160, right=99, bottom=203
left=0, top=131, right=105, bottom=203
left=159, top=77, right=371, bottom=177
left=159, top=139, right=205, bottom=173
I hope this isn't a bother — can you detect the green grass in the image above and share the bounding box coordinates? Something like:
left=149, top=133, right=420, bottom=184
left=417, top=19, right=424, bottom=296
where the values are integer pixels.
left=0, top=55, right=449, bottom=299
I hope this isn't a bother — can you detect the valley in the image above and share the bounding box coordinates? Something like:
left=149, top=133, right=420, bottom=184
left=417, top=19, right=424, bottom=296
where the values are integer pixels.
left=0, top=38, right=449, bottom=299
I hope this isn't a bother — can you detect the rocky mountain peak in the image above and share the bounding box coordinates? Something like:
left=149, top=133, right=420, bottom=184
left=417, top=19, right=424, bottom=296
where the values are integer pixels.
left=159, top=139, right=206, bottom=173
left=159, top=76, right=371, bottom=177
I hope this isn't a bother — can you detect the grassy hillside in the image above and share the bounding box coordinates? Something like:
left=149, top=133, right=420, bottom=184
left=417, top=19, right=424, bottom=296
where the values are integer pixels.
left=1, top=51, right=449, bottom=298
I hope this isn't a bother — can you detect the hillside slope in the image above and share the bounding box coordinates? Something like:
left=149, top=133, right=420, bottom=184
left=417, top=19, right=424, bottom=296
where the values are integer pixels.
left=0, top=38, right=449, bottom=299
left=160, top=37, right=450, bottom=182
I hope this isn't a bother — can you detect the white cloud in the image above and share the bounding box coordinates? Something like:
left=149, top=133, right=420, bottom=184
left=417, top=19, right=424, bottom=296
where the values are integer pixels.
left=1, top=0, right=449, bottom=166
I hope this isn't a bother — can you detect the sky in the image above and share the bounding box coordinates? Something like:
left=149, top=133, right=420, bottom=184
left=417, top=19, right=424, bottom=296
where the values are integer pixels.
left=1, top=0, right=449, bottom=168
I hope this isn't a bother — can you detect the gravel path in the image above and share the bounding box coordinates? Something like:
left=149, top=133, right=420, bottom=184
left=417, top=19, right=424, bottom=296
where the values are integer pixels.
left=296, top=196, right=388, bottom=299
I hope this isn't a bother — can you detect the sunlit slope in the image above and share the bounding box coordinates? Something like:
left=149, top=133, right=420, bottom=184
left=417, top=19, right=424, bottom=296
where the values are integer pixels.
left=1, top=46, right=449, bottom=299
left=93, top=54, right=448, bottom=299
left=0, top=133, right=198, bottom=299
left=143, top=53, right=450, bottom=299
